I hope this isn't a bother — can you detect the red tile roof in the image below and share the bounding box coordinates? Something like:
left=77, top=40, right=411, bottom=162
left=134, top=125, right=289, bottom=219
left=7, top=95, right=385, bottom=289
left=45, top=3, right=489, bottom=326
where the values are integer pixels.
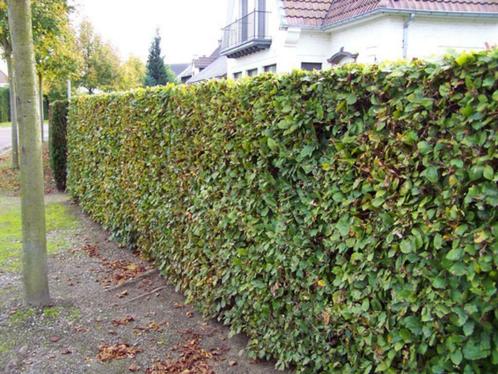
left=282, top=0, right=498, bottom=28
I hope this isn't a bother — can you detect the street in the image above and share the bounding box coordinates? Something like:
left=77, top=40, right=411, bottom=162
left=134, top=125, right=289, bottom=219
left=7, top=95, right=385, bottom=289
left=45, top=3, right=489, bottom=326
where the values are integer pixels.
left=0, top=124, right=48, bottom=153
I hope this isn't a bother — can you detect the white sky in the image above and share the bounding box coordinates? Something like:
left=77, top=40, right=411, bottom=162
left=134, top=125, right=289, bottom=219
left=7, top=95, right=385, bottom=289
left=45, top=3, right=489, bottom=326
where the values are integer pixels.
left=71, top=0, right=229, bottom=64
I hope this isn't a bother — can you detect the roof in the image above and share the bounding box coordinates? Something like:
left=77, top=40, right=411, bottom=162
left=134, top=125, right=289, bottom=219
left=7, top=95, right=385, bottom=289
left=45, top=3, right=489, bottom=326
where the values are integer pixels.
left=179, top=43, right=224, bottom=82
left=0, top=70, right=8, bottom=84
left=187, top=56, right=227, bottom=84
left=282, top=0, right=498, bottom=28
left=193, top=45, right=221, bottom=69
left=168, top=63, right=189, bottom=77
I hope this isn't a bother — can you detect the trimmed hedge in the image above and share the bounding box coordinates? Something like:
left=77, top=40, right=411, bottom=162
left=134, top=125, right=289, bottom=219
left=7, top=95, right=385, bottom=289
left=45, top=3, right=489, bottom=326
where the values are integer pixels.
left=0, top=87, right=10, bottom=123
left=68, top=50, right=498, bottom=373
left=49, top=100, right=68, bottom=190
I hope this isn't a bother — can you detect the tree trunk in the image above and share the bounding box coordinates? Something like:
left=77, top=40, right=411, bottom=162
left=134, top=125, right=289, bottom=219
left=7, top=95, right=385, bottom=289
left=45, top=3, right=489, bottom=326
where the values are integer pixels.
left=6, top=52, right=19, bottom=169
left=38, top=72, right=44, bottom=142
left=7, top=0, right=50, bottom=306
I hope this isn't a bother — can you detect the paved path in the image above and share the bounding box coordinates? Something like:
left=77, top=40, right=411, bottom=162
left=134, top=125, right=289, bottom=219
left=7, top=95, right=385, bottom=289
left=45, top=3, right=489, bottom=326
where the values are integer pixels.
left=0, top=124, right=48, bottom=153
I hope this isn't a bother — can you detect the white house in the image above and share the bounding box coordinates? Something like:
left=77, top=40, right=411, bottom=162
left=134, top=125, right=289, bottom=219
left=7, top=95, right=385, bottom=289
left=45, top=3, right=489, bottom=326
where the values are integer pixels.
left=221, top=0, right=498, bottom=78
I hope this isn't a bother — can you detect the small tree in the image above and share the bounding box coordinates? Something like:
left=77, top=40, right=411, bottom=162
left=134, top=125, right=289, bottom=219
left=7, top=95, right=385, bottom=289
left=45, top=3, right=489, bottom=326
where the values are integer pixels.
left=118, top=55, right=145, bottom=90
left=77, top=20, right=120, bottom=94
left=144, top=30, right=175, bottom=86
left=8, top=0, right=50, bottom=306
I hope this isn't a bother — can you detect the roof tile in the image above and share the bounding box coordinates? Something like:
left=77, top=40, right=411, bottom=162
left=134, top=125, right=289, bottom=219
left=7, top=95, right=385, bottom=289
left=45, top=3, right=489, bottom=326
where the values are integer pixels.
left=282, top=0, right=498, bottom=27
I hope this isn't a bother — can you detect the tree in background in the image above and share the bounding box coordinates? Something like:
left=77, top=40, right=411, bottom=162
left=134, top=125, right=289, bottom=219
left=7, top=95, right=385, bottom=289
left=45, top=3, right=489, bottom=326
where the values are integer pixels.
left=32, top=0, right=80, bottom=140
left=8, top=0, right=50, bottom=306
left=0, top=0, right=80, bottom=162
left=118, top=55, right=145, bottom=90
left=32, top=0, right=81, bottom=102
left=144, top=30, right=176, bottom=86
left=77, top=20, right=121, bottom=94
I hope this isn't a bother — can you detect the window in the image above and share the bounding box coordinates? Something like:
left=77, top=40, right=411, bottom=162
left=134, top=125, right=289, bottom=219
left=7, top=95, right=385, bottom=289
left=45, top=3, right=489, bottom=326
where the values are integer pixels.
left=233, top=72, right=242, bottom=80
left=247, top=68, right=258, bottom=77
left=301, top=62, right=322, bottom=71
left=264, top=64, right=277, bottom=73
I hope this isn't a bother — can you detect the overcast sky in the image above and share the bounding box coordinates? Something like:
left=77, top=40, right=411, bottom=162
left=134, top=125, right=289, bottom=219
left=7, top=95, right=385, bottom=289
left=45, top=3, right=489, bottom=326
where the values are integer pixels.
left=71, top=0, right=228, bottom=64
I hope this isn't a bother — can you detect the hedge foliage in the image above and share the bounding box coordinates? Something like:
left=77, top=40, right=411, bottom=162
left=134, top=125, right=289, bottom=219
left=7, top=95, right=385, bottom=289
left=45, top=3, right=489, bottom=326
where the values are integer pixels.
left=68, top=50, right=497, bottom=373
left=49, top=100, right=68, bottom=190
left=0, top=87, right=10, bottom=123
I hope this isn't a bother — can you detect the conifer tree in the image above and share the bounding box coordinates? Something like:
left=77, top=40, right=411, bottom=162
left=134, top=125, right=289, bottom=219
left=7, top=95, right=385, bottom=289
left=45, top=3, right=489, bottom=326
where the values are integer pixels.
left=144, top=30, right=175, bottom=86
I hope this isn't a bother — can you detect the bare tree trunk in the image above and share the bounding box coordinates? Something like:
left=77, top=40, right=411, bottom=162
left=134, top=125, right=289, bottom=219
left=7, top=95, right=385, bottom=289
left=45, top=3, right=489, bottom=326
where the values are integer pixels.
left=8, top=0, right=50, bottom=306
left=6, top=52, right=19, bottom=169
left=38, top=72, right=44, bottom=142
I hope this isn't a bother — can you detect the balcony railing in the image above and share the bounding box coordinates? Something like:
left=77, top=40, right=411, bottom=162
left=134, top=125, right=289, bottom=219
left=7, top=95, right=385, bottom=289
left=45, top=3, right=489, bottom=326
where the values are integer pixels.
left=221, top=10, right=272, bottom=58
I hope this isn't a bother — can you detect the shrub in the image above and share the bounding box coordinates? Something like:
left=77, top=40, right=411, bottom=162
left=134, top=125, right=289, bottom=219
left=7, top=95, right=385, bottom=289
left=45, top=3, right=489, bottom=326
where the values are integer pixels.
left=0, top=87, right=10, bottom=123
left=49, top=100, right=68, bottom=191
left=68, top=51, right=498, bottom=373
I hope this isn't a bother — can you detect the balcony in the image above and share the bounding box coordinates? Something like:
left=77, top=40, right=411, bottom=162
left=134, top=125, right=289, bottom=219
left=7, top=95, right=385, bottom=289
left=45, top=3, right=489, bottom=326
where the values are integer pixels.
left=221, top=10, right=272, bottom=58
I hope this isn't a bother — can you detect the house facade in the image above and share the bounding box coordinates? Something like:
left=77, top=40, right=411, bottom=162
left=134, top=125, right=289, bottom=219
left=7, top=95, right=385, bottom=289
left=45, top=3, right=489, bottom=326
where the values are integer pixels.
left=221, top=0, right=498, bottom=78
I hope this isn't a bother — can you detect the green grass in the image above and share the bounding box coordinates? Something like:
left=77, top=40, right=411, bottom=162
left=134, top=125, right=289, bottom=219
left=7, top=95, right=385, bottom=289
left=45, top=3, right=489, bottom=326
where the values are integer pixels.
left=8, top=308, right=35, bottom=325
left=0, top=201, right=79, bottom=272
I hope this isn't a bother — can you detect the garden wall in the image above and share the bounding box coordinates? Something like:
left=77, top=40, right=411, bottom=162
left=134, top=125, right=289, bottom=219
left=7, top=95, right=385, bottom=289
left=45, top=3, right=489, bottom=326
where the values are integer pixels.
left=67, top=50, right=497, bottom=373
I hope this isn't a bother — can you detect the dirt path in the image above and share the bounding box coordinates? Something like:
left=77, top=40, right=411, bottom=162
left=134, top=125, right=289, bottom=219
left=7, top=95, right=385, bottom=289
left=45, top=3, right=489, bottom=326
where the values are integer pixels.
left=0, top=152, right=289, bottom=374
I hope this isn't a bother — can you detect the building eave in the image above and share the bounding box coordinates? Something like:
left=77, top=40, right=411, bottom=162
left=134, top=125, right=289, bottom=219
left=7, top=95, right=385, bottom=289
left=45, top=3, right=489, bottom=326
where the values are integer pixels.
left=282, top=6, right=498, bottom=32
left=321, top=8, right=498, bottom=31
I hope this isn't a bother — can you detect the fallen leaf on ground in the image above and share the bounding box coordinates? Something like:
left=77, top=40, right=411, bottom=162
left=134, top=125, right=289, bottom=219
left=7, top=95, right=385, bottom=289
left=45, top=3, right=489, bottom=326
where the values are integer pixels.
left=118, top=290, right=128, bottom=299
left=145, top=335, right=218, bottom=374
left=134, top=321, right=163, bottom=334
left=96, top=344, right=142, bottom=362
left=128, top=362, right=140, bottom=372
left=49, top=336, right=61, bottom=343
left=81, top=244, right=100, bottom=257
left=61, top=348, right=72, bottom=355
left=112, top=315, right=135, bottom=326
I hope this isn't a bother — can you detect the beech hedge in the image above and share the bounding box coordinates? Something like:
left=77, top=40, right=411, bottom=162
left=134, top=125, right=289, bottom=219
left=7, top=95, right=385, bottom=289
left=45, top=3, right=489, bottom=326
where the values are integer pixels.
left=0, top=87, right=10, bottom=123
left=68, top=50, right=497, bottom=373
left=49, top=100, right=68, bottom=191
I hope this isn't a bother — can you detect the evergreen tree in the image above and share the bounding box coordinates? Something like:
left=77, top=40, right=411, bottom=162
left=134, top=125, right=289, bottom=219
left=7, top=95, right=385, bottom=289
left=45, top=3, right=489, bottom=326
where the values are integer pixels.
left=144, top=31, right=174, bottom=86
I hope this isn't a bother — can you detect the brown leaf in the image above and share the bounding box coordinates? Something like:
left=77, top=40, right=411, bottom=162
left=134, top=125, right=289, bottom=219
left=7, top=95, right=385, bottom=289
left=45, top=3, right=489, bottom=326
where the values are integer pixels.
left=97, top=344, right=142, bottom=362
left=61, top=348, right=72, bottom=355
left=128, top=362, right=140, bottom=372
left=112, top=315, right=135, bottom=326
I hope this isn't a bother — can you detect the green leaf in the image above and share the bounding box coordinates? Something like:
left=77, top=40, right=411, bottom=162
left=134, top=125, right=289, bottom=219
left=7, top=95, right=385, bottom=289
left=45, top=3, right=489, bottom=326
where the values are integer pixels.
left=422, top=166, right=439, bottom=184
left=450, top=350, right=463, bottom=365
left=463, top=337, right=490, bottom=360
left=417, top=141, right=431, bottom=155
left=336, top=216, right=350, bottom=237
left=277, top=119, right=292, bottom=130
left=433, top=234, right=443, bottom=249
left=483, top=165, right=494, bottom=180
left=463, top=321, right=474, bottom=336
left=432, top=277, right=446, bottom=289
left=403, top=316, right=422, bottom=334
left=446, top=247, right=464, bottom=261
left=267, top=138, right=278, bottom=151
left=400, top=239, right=413, bottom=254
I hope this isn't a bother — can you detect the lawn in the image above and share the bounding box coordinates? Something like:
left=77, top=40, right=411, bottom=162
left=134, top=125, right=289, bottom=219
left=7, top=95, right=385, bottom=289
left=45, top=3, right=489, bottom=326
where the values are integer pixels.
left=0, top=150, right=78, bottom=272
left=0, top=196, right=79, bottom=272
